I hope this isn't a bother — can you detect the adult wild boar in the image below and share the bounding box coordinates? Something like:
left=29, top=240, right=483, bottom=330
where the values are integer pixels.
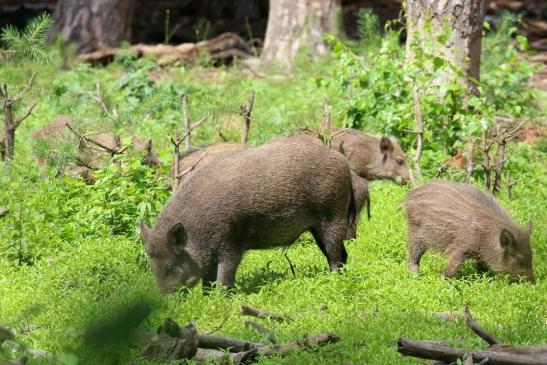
left=405, top=179, right=535, bottom=282
left=141, top=136, right=357, bottom=292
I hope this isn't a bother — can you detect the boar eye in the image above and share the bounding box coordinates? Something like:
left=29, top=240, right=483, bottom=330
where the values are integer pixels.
left=396, top=159, right=405, bottom=166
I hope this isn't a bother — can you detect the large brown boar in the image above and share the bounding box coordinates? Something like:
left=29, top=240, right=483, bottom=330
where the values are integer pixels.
left=140, top=136, right=357, bottom=292
left=405, top=179, right=535, bottom=282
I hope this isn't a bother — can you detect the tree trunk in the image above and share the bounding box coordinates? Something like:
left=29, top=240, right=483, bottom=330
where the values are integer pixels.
left=406, top=0, right=486, bottom=96
left=261, top=0, right=338, bottom=68
left=49, top=0, right=135, bottom=54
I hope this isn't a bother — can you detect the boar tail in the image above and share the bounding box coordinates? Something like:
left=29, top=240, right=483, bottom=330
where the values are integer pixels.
left=347, top=180, right=358, bottom=240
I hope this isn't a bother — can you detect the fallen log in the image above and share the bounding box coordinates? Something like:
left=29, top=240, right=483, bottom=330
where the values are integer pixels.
left=397, top=337, right=547, bottom=365
left=77, top=32, right=252, bottom=66
left=241, top=304, right=291, bottom=322
left=197, top=333, right=265, bottom=352
left=140, top=319, right=198, bottom=362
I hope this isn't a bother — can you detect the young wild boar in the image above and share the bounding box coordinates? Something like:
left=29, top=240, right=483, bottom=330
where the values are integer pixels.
left=330, top=128, right=411, bottom=185
left=405, top=179, right=535, bottom=282
left=141, top=136, right=357, bottom=292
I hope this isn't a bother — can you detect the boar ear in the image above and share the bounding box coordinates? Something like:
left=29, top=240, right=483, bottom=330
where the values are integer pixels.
left=500, top=229, right=516, bottom=248
left=139, top=220, right=152, bottom=245
left=168, top=222, right=187, bottom=249
left=379, top=137, right=393, bottom=153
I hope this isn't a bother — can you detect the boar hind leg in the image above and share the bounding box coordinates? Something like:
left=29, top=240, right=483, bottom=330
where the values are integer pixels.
left=408, top=243, right=426, bottom=274
left=217, top=248, right=243, bottom=288
left=444, top=252, right=464, bottom=278
left=311, top=224, right=348, bottom=272
left=407, top=225, right=425, bottom=273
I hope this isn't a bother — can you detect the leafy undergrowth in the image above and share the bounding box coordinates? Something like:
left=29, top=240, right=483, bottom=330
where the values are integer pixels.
left=1, top=19, right=546, bottom=364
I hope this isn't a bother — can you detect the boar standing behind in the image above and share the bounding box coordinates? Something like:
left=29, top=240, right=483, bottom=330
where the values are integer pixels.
left=405, top=179, right=535, bottom=282
left=141, top=136, right=357, bottom=292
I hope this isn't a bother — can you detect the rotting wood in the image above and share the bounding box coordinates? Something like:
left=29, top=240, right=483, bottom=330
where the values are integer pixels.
left=197, top=333, right=265, bottom=353
left=76, top=32, right=252, bottom=66
left=240, top=90, right=255, bottom=144
left=244, top=320, right=277, bottom=344
left=241, top=304, right=291, bottom=322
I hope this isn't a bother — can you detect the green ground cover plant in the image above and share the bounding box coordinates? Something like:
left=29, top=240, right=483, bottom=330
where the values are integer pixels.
left=0, top=12, right=545, bottom=364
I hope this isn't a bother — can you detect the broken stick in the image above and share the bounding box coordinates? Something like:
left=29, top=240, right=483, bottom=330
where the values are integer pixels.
left=241, top=305, right=291, bottom=322
left=464, top=305, right=500, bottom=346
left=197, top=333, right=264, bottom=353
left=244, top=320, right=277, bottom=344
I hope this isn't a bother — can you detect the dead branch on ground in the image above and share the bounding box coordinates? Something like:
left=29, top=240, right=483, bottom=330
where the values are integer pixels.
left=397, top=306, right=547, bottom=365
left=241, top=305, right=291, bottom=323
left=240, top=90, right=255, bottom=144
left=65, top=123, right=127, bottom=158
left=245, top=321, right=277, bottom=344
left=77, top=32, right=252, bottom=66
left=0, top=207, right=9, bottom=219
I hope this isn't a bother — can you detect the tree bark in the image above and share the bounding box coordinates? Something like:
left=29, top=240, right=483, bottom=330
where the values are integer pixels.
left=49, top=0, right=136, bottom=54
left=261, top=0, right=338, bottom=68
left=406, top=0, right=486, bottom=96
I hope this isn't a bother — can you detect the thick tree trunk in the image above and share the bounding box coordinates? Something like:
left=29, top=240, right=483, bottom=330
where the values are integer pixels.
left=261, top=0, right=338, bottom=68
left=406, top=0, right=486, bottom=95
left=49, top=0, right=135, bottom=54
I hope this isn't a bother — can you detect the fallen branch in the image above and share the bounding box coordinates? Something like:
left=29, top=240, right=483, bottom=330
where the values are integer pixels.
left=193, top=348, right=257, bottom=365
left=244, top=321, right=277, bottom=344
left=77, top=32, right=252, bottom=66
left=241, top=305, right=291, bottom=323
left=197, top=334, right=264, bottom=353
left=464, top=305, right=500, bottom=346
left=398, top=307, right=547, bottom=365
left=397, top=337, right=547, bottom=365
left=256, top=333, right=340, bottom=357
left=0, top=207, right=9, bottom=219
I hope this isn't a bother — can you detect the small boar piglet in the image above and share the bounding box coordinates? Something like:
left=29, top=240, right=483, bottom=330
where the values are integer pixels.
left=405, top=179, right=535, bottom=282
left=141, top=136, right=357, bottom=292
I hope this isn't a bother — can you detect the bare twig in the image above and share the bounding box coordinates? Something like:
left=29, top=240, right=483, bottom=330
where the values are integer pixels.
left=217, top=127, right=229, bottom=142
left=244, top=320, right=277, bottom=344
left=465, top=137, right=475, bottom=183
left=65, top=123, right=125, bottom=156
left=182, top=94, right=191, bottom=152
left=15, top=103, right=36, bottom=127
left=464, top=305, right=500, bottom=346
left=170, top=132, right=183, bottom=190
left=506, top=171, right=519, bottom=201
left=177, top=150, right=208, bottom=179
left=481, top=128, right=492, bottom=191
left=319, top=97, right=332, bottom=148
left=88, top=83, right=111, bottom=117
left=412, top=88, right=423, bottom=186
left=206, top=314, right=229, bottom=335
left=241, top=305, right=291, bottom=323
left=240, top=90, right=255, bottom=144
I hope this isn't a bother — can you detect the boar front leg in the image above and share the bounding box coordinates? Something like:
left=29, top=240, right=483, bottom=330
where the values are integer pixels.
left=217, top=247, right=243, bottom=288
